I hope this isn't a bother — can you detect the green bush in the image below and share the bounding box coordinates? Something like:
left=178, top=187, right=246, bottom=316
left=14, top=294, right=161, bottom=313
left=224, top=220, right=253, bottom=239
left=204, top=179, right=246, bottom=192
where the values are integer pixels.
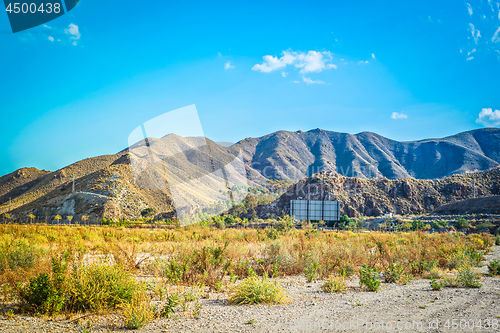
left=229, top=274, right=287, bottom=305
left=429, top=277, right=444, bottom=291
left=19, top=258, right=67, bottom=315
left=359, top=264, right=381, bottom=291
left=384, top=263, right=404, bottom=283
left=495, top=235, right=500, bottom=246
left=455, top=217, right=469, bottom=229
left=338, top=264, right=355, bottom=278
left=67, top=265, right=140, bottom=312
left=304, top=261, right=320, bottom=283
left=487, top=260, right=500, bottom=276
left=161, top=294, right=180, bottom=318
left=475, top=222, right=495, bottom=230
left=457, top=265, right=482, bottom=288
left=0, top=241, right=38, bottom=272
left=411, top=219, right=425, bottom=231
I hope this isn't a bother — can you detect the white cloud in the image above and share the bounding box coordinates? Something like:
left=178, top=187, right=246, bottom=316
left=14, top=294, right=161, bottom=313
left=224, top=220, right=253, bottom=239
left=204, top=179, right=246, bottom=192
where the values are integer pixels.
left=467, top=3, right=473, bottom=16
left=493, top=26, right=500, bottom=43
left=281, top=72, right=288, bottom=77
left=302, top=76, right=326, bottom=85
left=224, top=61, right=235, bottom=70
left=252, top=50, right=336, bottom=74
left=467, top=56, right=474, bottom=60
left=65, top=23, right=81, bottom=43
left=469, top=23, right=481, bottom=45
left=391, top=112, right=408, bottom=119
left=292, top=80, right=299, bottom=84
left=48, top=36, right=54, bottom=41
left=476, top=108, right=500, bottom=126
left=371, top=53, right=376, bottom=59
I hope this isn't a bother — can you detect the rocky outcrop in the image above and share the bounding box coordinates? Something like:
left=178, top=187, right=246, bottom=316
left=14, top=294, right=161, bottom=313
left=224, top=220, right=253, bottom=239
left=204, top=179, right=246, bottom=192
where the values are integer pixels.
left=257, top=167, right=500, bottom=218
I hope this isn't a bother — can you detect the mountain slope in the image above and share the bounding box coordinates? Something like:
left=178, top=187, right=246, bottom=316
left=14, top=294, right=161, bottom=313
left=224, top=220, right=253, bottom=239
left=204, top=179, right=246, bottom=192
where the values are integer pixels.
left=256, top=167, right=500, bottom=218
left=0, top=128, right=499, bottom=221
left=233, top=128, right=500, bottom=181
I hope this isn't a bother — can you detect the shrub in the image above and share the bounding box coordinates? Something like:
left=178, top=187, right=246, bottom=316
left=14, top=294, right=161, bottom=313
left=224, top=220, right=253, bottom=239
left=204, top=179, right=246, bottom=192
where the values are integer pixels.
left=457, top=265, right=482, bottom=288
left=401, top=273, right=414, bottom=285
left=121, top=295, right=154, bottom=329
left=338, top=264, right=355, bottom=278
left=447, top=248, right=483, bottom=269
left=384, top=263, right=404, bottom=283
left=0, top=241, right=38, bottom=272
left=455, top=217, right=469, bottom=229
left=229, top=275, right=287, bottom=305
left=429, top=277, right=444, bottom=291
left=141, top=207, right=156, bottom=218
left=19, top=257, right=67, bottom=315
left=488, top=259, right=500, bottom=276
left=304, top=261, right=320, bottom=283
left=161, top=294, right=180, bottom=318
left=475, top=222, right=495, bottom=230
left=443, top=275, right=460, bottom=288
left=411, top=219, right=425, bottom=231
left=322, top=275, right=347, bottom=294
left=274, top=215, right=294, bottom=233
left=67, top=265, right=140, bottom=312
left=496, top=235, right=500, bottom=246
left=359, top=264, right=381, bottom=291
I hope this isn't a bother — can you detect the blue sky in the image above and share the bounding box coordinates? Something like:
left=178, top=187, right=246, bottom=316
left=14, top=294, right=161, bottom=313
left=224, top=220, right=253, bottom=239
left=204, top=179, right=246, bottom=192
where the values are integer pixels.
left=0, top=0, right=499, bottom=176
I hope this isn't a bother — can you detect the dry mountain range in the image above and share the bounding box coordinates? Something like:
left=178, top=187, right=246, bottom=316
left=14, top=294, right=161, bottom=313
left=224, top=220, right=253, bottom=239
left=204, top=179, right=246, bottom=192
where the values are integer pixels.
left=0, top=128, right=499, bottom=222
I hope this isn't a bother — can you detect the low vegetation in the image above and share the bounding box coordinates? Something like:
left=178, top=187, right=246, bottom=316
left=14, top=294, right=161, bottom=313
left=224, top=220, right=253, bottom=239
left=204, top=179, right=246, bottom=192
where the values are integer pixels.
left=0, top=223, right=494, bottom=327
left=229, top=274, right=287, bottom=305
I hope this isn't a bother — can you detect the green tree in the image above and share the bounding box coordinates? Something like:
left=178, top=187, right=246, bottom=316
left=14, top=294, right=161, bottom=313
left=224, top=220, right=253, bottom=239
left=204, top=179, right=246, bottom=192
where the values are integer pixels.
left=244, top=194, right=258, bottom=210
left=339, top=215, right=352, bottom=229
left=411, top=219, right=425, bottom=231
left=141, top=207, right=156, bottom=218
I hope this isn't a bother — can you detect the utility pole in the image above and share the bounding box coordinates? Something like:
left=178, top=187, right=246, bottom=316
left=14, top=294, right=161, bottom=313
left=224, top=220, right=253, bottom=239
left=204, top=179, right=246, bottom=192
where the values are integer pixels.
left=72, top=174, right=75, bottom=194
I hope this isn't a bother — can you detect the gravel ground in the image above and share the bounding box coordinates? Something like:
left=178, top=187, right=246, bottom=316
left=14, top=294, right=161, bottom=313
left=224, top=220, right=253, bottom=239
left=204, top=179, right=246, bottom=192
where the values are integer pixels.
left=1, top=247, right=499, bottom=333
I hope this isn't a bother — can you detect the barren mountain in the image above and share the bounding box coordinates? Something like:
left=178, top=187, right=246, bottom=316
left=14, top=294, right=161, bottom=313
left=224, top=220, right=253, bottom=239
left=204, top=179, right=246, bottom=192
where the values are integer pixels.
left=256, top=167, right=500, bottom=218
left=0, top=128, right=499, bottom=222
left=234, top=128, right=500, bottom=181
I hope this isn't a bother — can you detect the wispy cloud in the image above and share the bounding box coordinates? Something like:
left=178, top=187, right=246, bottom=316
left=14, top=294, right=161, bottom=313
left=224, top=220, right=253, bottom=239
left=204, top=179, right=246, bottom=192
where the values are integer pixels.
left=302, top=76, right=326, bottom=85
left=476, top=108, right=500, bottom=126
left=224, top=61, right=235, bottom=70
left=464, top=1, right=500, bottom=60
left=48, top=36, right=54, bottom=42
left=281, top=72, right=288, bottom=77
left=252, top=50, right=336, bottom=74
left=371, top=53, right=376, bottom=59
left=391, top=112, right=408, bottom=119
left=65, top=23, right=81, bottom=44
left=467, top=3, right=473, bottom=16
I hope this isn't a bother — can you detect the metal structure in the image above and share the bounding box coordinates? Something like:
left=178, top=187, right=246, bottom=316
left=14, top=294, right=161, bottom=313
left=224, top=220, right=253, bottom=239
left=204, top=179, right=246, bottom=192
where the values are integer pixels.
left=290, top=199, right=340, bottom=222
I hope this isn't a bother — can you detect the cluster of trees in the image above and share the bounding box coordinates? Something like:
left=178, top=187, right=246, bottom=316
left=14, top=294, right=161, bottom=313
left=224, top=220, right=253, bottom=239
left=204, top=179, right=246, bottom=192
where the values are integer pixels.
left=337, top=215, right=365, bottom=231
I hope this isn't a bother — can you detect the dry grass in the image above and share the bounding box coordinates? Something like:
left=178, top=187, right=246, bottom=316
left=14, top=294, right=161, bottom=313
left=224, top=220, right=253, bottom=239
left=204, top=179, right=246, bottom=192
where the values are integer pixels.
left=0, top=224, right=494, bottom=313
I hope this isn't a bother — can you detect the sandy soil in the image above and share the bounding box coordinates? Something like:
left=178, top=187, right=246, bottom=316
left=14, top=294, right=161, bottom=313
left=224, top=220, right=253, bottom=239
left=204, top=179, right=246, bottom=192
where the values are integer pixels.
left=1, top=247, right=499, bottom=333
